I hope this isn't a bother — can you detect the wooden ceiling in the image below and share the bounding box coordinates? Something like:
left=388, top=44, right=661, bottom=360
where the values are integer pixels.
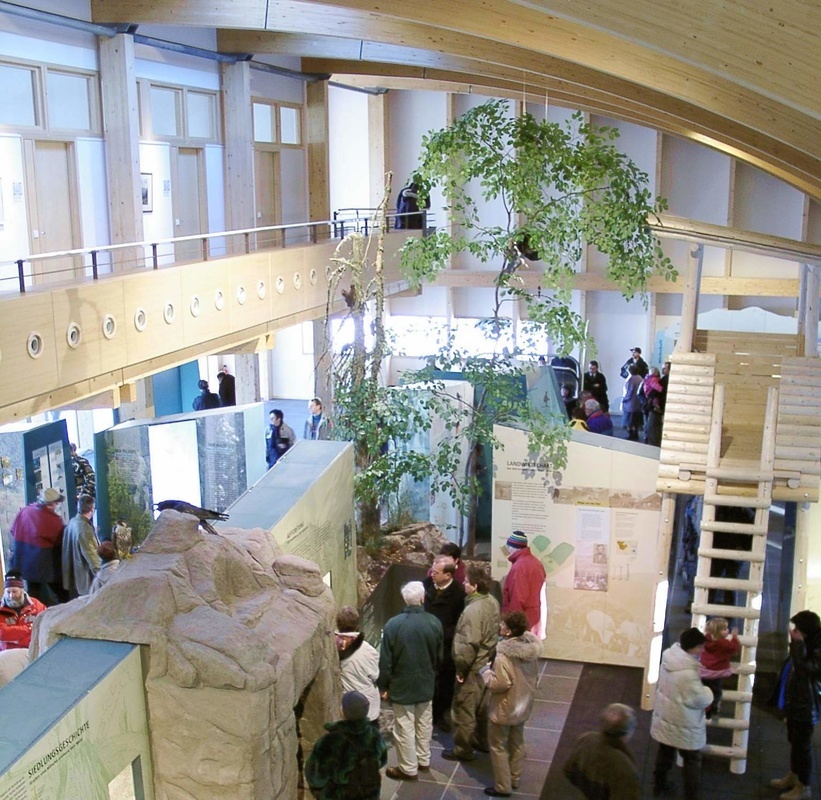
left=90, top=0, right=821, bottom=198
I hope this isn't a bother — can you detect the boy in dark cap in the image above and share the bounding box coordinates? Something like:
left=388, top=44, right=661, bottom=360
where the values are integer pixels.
left=769, top=610, right=821, bottom=800
left=305, top=690, right=387, bottom=799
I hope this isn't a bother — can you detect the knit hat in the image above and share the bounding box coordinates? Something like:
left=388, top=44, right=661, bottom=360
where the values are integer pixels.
left=791, top=610, right=821, bottom=636
left=679, top=627, right=706, bottom=652
left=4, top=573, right=24, bottom=590
left=506, top=531, right=528, bottom=549
left=341, top=691, right=370, bottom=721
left=42, top=487, right=65, bottom=504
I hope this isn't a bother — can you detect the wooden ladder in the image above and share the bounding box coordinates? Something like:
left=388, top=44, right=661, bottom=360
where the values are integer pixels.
left=690, top=383, right=778, bottom=774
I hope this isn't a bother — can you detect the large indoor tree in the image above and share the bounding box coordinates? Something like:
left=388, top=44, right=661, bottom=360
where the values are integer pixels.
left=400, top=99, right=675, bottom=553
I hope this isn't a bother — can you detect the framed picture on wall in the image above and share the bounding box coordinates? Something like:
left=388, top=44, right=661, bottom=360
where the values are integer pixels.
left=141, top=173, right=153, bottom=213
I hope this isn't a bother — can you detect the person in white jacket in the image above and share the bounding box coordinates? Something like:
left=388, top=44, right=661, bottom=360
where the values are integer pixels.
left=335, top=606, right=381, bottom=723
left=651, top=627, right=713, bottom=799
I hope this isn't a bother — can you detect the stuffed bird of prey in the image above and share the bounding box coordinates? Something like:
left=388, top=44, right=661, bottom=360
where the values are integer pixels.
left=155, top=500, right=229, bottom=535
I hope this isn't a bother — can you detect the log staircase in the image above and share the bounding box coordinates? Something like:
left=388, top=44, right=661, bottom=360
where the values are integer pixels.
left=656, top=332, right=821, bottom=773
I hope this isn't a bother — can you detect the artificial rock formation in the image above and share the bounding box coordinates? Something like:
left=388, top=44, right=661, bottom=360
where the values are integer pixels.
left=32, top=510, right=340, bottom=800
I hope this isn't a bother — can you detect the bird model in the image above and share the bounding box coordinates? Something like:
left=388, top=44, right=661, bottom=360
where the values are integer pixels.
left=155, top=500, right=229, bottom=535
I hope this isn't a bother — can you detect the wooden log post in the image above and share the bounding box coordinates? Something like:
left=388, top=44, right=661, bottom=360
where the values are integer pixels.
left=676, top=242, right=704, bottom=354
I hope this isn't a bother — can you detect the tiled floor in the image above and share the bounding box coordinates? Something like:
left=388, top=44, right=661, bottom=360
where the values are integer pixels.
left=383, top=659, right=581, bottom=799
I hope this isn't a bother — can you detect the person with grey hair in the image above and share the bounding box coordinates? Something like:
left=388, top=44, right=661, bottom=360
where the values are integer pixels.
left=563, top=703, right=641, bottom=799
left=584, top=399, right=614, bottom=436
left=378, top=580, right=443, bottom=781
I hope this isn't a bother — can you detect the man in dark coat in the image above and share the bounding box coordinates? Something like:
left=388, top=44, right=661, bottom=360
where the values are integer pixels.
left=305, top=691, right=387, bottom=800
left=378, top=580, right=443, bottom=781
left=9, top=487, right=65, bottom=606
left=564, top=703, right=641, bottom=800
left=192, top=379, right=220, bottom=411
left=424, top=555, right=466, bottom=731
left=619, top=347, right=649, bottom=379
left=582, top=361, right=609, bottom=413
left=769, top=610, right=821, bottom=800
left=217, top=365, right=236, bottom=406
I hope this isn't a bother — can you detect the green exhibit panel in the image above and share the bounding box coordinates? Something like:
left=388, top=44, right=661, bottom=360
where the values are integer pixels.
left=0, top=638, right=153, bottom=799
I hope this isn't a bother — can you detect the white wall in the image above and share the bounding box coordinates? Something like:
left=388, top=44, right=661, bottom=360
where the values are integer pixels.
left=0, top=135, right=29, bottom=290
left=328, top=85, right=370, bottom=212
left=268, top=321, right=314, bottom=399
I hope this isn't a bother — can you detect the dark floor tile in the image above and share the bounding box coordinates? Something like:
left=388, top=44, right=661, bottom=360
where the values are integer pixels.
left=541, top=659, right=584, bottom=679
left=534, top=675, right=578, bottom=704
left=529, top=699, right=570, bottom=731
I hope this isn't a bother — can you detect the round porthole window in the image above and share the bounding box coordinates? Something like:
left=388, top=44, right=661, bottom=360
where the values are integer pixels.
left=237, top=285, right=247, bottom=305
left=66, top=322, right=82, bottom=349
left=102, top=314, right=117, bottom=339
left=27, top=332, right=44, bottom=359
left=309, top=268, right=318, bottom=286
left=163, top=303, right=176, bottom=324
left=293, top=272, right=302, bottom=290
left=215, top=290, right=225, bottom=311
left=190, top=296, right=201, bottom=317
left=275, top=276, right=285, bottom=295
left=134, top=308, right=147, bottom=332
left=257, top=280, right=266, bottom=300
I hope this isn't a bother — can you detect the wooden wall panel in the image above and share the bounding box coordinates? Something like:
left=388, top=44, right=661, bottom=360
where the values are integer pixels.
left=51, top=282, right=128, bottom=384
left=227, top=252, right=273, bottom=331
left=120, top=269, right=184, bottom=364
left=0, top=294, right=59, bottom=404
left=179, top=260, right=235, bottom=349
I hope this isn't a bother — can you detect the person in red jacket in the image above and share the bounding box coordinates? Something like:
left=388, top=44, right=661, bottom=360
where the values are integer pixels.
left=698, top=616, right=740, bottom=718
left=10, top=487, right=66, bottom=606
left=0, top=572, right=46, bottom=651
left=501, top=531, right=546, bottom=636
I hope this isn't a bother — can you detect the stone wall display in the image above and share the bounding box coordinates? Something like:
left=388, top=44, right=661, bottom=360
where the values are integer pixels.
left=32, top=510, right=340, bottom=800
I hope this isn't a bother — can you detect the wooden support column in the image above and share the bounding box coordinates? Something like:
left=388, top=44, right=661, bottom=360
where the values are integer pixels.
left=368, top=93, right=390, bottom=208
left=117, top=377, right=154, bottom=422
left=313, top=318, right=333, bottom=405
left=98, top=33, right=143, bottom=268
left=675, top=242, right=704, bottom=353
left=306, top=80, right=330, bottom=237
left=642, top=492, right=676, bottom=710
left=220, top=61, right=255, bottom=232
left=792, top=501, right=812, bottom=616
left=797, top=263, right=819, bottom=357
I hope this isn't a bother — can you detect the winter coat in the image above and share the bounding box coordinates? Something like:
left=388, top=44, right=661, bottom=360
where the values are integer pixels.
left=563, top=731, right=641, bottom=800
left=481, top=631, right=541, bottom=725
left=621, top=375, right=644, bottom=414
left=784, top=628, right=821, bottom=724
left=699, top=632, right=740, bottom=679
left=453, top=592, right=500, bottom=679
left=339, top=634, right=381, bottom=721
left=642, top=374, right=664, bottom=412
left=9, top=503, right=65, bottom=583
left=265, top=422, right=296, bottom=467
left=72, top=452, right=96, bottom=498
left=378, top=605, right=443, bottom=705
left=90, top=560, right=120, bottom=593
left=586, top=411, right=614, bottom=436
left=423, top=576, right=466, bottom=648
left=304, top=413, right=332, bottom=441
left=502, top=547, right=546, bottom=631
left=650, top=643, right=713, bottom=750
left=583, top=371, right=609, bottom=412
left=217, top=372, right=236, bottom=406
left=61, top=513, right=100, bottom=598
left=620, top=356, right=649, bottom=380
left=0, top=595, right=46, bottom=651
left=305, top=717, right=387, bottom=800
left=192, top=389, right=220, bottom=411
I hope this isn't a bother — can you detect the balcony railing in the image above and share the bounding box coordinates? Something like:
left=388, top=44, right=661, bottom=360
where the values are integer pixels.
left=0, top=209, right=434, bottom=295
